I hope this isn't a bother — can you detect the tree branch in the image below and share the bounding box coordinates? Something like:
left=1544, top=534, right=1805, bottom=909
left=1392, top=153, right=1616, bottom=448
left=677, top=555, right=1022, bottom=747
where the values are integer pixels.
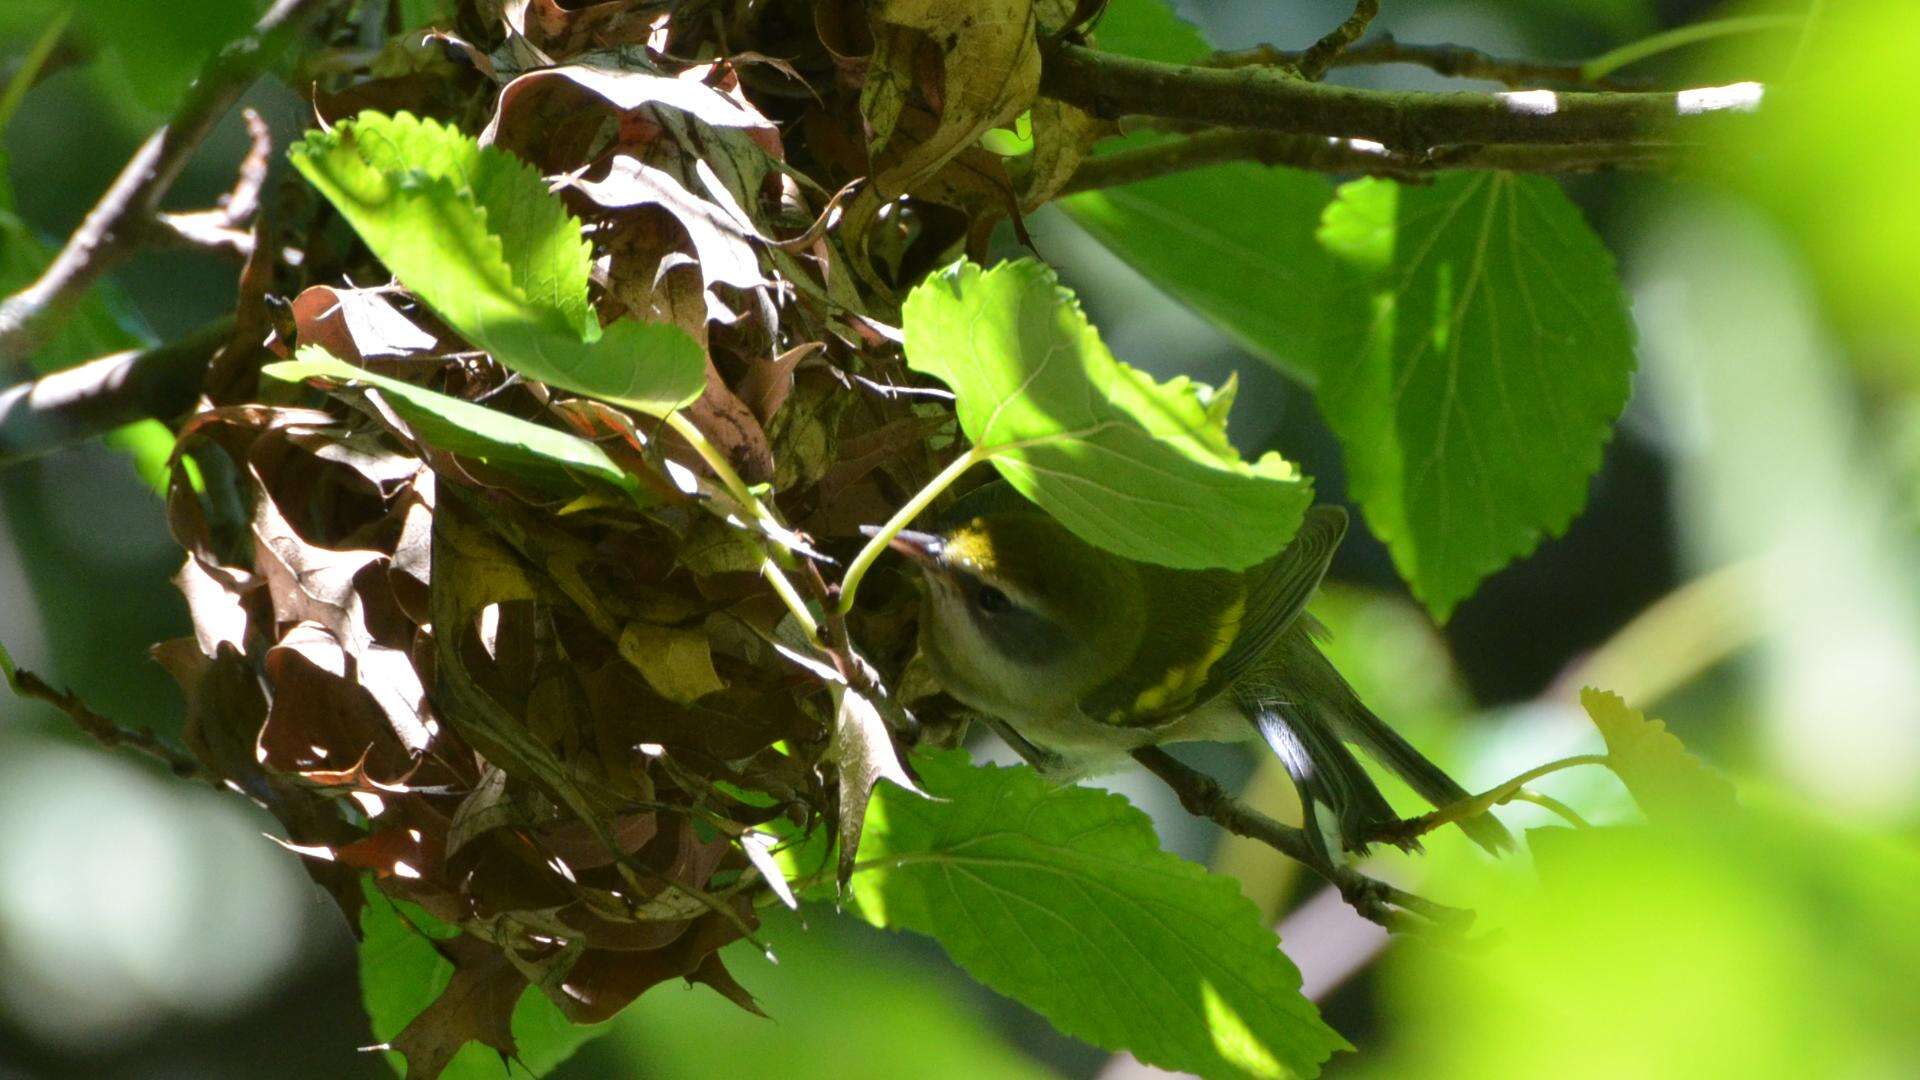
left=1295, top=0, right=1379, bottom=82
left=1130, top=747, right=1467, bottom=931
left=0, top=0, right=332, bottom=368
left=1208, top=32, right=1644, bottom=91
left=1, top=654, right=207, bottom=780
left=1060, top=128, right=1674, bottom=192
left=1041, top=41, right=1762, bottom=152
left=0, top=318, right=231, bottom=468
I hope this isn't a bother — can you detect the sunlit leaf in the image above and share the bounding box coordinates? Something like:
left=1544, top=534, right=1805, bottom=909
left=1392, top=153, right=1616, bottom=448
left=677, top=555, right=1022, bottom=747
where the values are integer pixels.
left=263, top=348, right=641, bottom=496
left=902, top=258, right=1312, bottom=570
left=1581, top=687, right=1737, bottom=823
left=1371, top=801, right=1920, bottom=1079
left=288, top=111, right=705, bottom=416
left=846, top=750, right=1347, bottom=1079
left=1316, top=173, right=1636, bottom=619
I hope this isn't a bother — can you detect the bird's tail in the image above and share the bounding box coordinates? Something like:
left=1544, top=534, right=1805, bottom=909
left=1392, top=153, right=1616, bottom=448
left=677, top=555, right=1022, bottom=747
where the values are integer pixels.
left=1246, top=635, right=1514, bottom=856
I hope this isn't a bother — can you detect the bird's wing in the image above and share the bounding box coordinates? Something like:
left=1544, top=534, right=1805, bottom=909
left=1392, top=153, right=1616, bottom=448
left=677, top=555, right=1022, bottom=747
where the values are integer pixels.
left=1082, top=506, right=1348, bottom=728
left=1181, top=505, right=1348, bottom=711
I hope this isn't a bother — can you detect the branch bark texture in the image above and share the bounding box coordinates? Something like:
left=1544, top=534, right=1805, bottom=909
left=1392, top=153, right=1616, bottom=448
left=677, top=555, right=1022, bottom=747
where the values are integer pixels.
left=1042, top=41, right=1761, bottom=151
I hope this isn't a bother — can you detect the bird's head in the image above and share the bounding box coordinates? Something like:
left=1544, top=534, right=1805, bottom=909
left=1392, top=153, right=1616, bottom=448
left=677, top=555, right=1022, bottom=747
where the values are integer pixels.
left=869, top=509, right=1145, bottom=721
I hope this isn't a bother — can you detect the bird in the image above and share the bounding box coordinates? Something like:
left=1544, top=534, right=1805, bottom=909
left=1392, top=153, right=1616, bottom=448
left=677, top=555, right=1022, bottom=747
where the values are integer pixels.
left=871, top=480, right=1513, bottom=857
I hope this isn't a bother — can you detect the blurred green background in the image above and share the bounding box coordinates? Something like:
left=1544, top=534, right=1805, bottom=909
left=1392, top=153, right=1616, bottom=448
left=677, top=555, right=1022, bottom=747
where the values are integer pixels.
left=3, top=1, right=1915, bottom=1077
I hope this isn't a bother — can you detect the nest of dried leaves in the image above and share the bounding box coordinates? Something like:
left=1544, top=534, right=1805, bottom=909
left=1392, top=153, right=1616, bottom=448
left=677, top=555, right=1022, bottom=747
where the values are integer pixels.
left=153, top=1, right=1086, bottom=1060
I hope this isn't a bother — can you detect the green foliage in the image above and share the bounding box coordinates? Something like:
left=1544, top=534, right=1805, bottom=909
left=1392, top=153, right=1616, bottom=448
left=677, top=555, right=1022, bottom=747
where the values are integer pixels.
left=0, top=0, right=258, bottom=113
left=1090, top=0, right=1209, bottom=63
left=842, top=750, right=1346, bottom=1079
left=901, top=258, right=1311, bottom=570
left=589, top=910, right=1053, bottom=1080
left=264, top=348, right=644, bottom=497
left=287, top=111, right=705, bottom=416
left=1368, top=796, right=1920, bottom=1079
left=1316, top=173, right=1636, bottom=619
left=1727, top=0, right=1920, bottom=386
left=1063, top=161, right=1346, bottom=385
left=360, top=884, right=602, bottom=1079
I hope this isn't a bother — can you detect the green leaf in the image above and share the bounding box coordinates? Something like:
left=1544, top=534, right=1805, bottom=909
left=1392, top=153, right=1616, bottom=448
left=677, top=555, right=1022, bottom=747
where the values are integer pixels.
left=263, top=347, right=643, bottom=496
left=288, top=111, right=704, bottom=416
left=901, top=259, right=1312, bottom=570
left=846, top=750, right=1347, bottom=1079
left=1580, top=687, right=1737, bottom=823
left=1092, top=0, right=1210, bottom=63
left=360, top=883, right=605, bottom=1079
left=1315, top=173, right=1635, bottom=619
left=1062, top=156, right=1353, bottom=385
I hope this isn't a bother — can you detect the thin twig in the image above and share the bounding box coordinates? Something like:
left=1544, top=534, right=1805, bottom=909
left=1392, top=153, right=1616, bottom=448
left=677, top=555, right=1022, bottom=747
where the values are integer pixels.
left=1042, top=41, right=1763, bottom=152
left=1131, top=747, right=1467, bottom=931
left=1208, top=32, right=1644, bottom=91
left=0, top=0, right=334, bottom=367
left=1296, top=0, right=1379, bottom=82
left=1060, top=128, right=1674, bottom=192
left=0, top=318, right=233, bottom=468
left=2, top=656, right=208, bottom=780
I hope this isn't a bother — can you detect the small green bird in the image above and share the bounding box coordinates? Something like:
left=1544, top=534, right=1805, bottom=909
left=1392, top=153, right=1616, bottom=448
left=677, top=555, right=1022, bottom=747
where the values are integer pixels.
left=878, top=482, right=1512, bottom=856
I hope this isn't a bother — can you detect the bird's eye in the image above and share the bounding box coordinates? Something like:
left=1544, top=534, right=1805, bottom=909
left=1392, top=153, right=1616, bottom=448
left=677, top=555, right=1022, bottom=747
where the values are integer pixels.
left=974, top=584, right=1013, bottom=615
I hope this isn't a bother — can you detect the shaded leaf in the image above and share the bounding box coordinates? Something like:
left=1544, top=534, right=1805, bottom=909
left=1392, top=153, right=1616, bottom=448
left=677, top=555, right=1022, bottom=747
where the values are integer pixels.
left=1581, top=688, right=1738, bottom=823
left=1061, top=153, right=1351, bottom=385
left=1316, top=174, right=1635, bottom=619
left=828, top=685, right=924, bottom=887
left=860, top=0, right=1079, bottom=193
left=847, top=751, right=1347, bottom=1078
left=617, top=621, right=727, bottom=705
left=902, top=258, right=1311, bottom=570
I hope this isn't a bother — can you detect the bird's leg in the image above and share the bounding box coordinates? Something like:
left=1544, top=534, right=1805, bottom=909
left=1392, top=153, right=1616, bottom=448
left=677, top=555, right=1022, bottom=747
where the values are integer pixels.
left=1130, top=747, right=1470, bottom=933
left=980, top=716, right=1071, bottom=774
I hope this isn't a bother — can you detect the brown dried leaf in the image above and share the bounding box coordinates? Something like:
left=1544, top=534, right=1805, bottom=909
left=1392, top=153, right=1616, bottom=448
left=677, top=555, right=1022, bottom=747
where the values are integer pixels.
left=291, top=285, right=439, bottom=363
left=390, top=934, right=528, bottom=1080
left=618, top=621, right=727, bottom=705
left=864, top=0, right=1041, bottom=193
left=828, top=685, right=925, bottom=887
left=1022, top=96, right=1100, bottom=210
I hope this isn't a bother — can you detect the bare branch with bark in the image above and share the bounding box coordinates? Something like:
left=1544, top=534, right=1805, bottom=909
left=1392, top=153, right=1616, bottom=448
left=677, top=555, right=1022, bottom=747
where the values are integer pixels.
left=0, top=0, right=332, bottom=368
left=1041, top=41, right=1762, bottom=151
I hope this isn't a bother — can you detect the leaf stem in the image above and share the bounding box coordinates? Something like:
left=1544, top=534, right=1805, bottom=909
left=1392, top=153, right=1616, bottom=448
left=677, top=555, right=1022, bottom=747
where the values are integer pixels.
left=1390, top=753, right=1609, bottom=841
left=836, top=445, right=987, bottom=615
left=0, top=9, right=71, bottom=137
left=663, top=410, right=821, bottom=645
left=1581, top=14, right=1802, bottom=81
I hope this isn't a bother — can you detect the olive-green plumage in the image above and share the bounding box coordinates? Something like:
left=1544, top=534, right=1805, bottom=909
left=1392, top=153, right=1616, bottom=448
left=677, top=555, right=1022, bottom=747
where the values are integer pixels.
left=891, top=481, right=1511, bottom=856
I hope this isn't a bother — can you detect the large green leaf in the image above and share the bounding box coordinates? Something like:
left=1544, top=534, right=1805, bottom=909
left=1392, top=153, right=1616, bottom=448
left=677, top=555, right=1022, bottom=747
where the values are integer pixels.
left=846, top=750, right=1347, bottom=1079
left=1316, top=173, right=1635, bottom=619
left=288, top=112, right=704, bottom=416
left=263, top=348, right=642, bottom=496
left=901, top=258, right=1311, bottom=570
left=1062, top=160, right=1354, bottom=386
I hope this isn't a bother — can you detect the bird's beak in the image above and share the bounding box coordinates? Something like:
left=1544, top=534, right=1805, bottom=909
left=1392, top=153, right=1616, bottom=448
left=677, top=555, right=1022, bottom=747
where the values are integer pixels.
left=860, top=525, right=943, bottom=567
